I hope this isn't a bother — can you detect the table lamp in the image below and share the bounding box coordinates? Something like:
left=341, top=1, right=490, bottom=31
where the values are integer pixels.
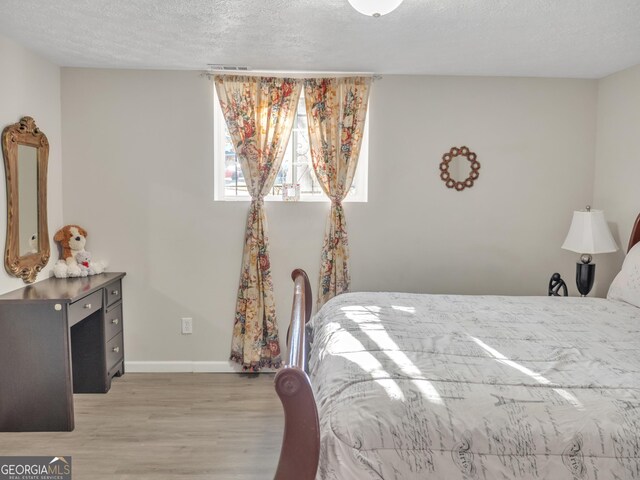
left=561, top=206, right=618, bottom=296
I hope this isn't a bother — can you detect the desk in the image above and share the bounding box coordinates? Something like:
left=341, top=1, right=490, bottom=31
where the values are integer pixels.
left=0, top=272, right=126, bottom=431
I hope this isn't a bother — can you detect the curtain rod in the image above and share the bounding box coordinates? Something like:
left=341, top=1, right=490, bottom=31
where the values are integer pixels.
left=201, top=70, right=382, bottom=81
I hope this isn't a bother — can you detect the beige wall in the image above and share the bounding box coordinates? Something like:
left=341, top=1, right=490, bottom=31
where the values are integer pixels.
left=0, top=35, right=63, bottom=294
left=592, top=64, right=640, bottom=296
left=60, top=69, right=598, bottom=369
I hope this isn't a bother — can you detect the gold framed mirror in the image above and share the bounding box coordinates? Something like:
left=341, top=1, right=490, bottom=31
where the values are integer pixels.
left=2, top=117, right=50, bottom=283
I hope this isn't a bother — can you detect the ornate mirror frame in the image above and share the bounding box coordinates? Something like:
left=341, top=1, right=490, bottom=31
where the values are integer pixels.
left=2, top=117, right=50, bottom=283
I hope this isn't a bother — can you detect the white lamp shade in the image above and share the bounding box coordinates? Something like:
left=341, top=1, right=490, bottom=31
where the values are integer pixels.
left=561, top=209, right=619, bottom=254
left=347, top=0, right=404, bottom=16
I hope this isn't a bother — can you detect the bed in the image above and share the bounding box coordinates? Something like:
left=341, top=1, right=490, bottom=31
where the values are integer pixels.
left=274, top=214, right=640, bottom=480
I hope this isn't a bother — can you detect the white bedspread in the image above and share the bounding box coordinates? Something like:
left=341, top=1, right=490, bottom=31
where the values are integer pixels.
left=309, top=293, right=640, bottom=479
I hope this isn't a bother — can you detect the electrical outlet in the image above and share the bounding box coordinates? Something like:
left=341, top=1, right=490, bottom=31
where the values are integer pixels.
left=181, top=317, right=193, bottom=335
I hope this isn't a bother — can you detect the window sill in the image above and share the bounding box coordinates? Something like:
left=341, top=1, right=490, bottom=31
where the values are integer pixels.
left=214, top=196, right=367, bottom=203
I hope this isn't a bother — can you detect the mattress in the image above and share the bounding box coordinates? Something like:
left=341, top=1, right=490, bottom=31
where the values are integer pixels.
left=308, top=292, right=640, bottom=479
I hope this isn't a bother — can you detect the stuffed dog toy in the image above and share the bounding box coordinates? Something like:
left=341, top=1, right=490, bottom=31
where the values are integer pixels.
left=28, top=233, right=38, bottom=254
left=53, top=225, right=106, bottom=278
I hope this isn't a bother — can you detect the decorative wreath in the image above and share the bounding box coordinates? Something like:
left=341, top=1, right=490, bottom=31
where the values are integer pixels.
left=439, top=146, right=480, bottom=191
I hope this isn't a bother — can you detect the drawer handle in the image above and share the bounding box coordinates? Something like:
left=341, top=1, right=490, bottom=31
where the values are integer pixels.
left=111, top=318, right=119, bottom=325
left=84, top=303, right=92, bottom=309
left=111, top=290, right=119, bottom=296
left=112, top=346, right=120, bottom=353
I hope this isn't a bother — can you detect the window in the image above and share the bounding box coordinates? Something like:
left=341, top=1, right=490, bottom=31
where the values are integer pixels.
left=214, top=88, right=368, bottom=202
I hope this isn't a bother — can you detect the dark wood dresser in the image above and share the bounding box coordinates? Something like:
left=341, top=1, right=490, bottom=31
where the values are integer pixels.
left=0, top=272, right=126, bottom=431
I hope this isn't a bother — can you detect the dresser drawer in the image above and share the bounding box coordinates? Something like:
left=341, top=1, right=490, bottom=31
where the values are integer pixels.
left=68, top=290, right=103, bottom=327
left=106, top=332, right=124, bottom=370
left=104, top=303, right=123, bottom=342
left=106, top=280, right=122, bottom=307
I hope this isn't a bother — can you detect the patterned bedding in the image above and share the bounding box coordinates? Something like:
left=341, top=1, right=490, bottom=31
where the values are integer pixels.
left=308, top=292, right=640, bottom=479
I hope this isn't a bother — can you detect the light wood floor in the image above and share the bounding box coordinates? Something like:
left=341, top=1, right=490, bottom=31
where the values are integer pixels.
left=0, top=373, right=283, bottom=479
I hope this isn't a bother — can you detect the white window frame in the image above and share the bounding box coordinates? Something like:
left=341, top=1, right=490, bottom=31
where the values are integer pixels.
left=213, top=87, right=368, bottom=202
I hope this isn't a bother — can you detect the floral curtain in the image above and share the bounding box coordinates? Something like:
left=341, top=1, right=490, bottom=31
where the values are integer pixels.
left=304, top=77, right=371, bottom=308
left=215, top=75, right=302, bottom=371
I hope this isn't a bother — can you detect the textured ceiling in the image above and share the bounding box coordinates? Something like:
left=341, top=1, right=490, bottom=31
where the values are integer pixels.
left=0, top=0, right=639, bottom=78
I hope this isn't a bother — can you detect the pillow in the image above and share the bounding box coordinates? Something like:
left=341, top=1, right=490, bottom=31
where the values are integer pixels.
left=607, top=242, right=640, bottom=308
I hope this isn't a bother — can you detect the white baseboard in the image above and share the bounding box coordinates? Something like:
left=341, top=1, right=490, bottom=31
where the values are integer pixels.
left=125, top=361, right=238, bottom=373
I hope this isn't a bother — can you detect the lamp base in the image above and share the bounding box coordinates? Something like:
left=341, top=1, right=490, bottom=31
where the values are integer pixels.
left=576, top=262, right=595, bottom=296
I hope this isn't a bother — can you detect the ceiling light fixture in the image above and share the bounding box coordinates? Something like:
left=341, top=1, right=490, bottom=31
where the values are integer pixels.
left=347, top=0, right=404, bottom=17
left=207, top=64, right=251, bottom=71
